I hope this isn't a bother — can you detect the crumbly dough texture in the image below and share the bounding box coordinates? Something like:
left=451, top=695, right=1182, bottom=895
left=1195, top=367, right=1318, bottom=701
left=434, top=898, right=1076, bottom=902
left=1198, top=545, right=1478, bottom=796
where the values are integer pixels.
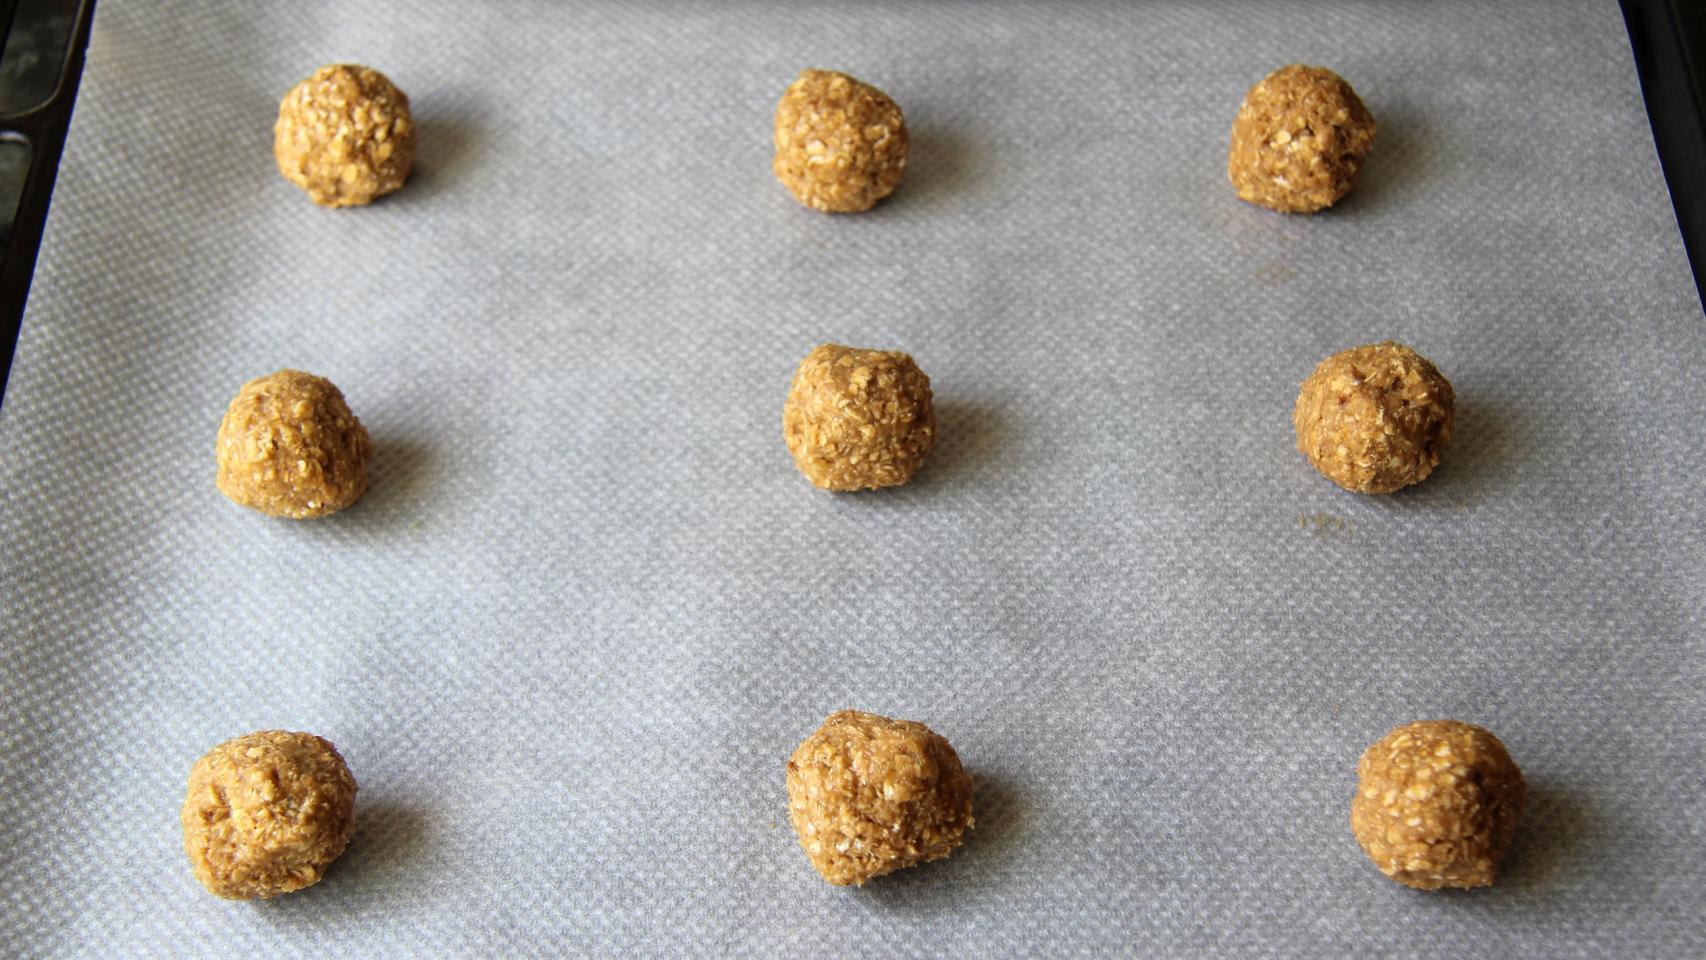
left=216, top=369, right=372, bottom=519
left=782, top=343, right=935, bottom=491
left=1228, top=64, right=1375, bottom=213
left=773, top=69, right=908, bottom=213
left=1351, top=720, right=1525, bottom=890
left=787, top=710, right=974, bottom=885
left=1293, top=342, right=1453, bottom=494
left=181, top=730, right=359, bottom=900
left=274, top=64, right=415, bottom=208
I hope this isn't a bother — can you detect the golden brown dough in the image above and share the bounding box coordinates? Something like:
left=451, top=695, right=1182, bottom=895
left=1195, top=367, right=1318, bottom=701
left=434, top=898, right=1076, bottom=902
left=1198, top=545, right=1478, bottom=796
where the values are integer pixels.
left=181, top=730, right=358, bottom=899
left=786, top=710, right=973, bottom=885
left=1293, top=342, right=1453, bottom=494
left=216, top=370, right=371, bottom=519
left=1351, top=720, right=1525, bottom=890
left=773, top=69, right=908, bottom=213
left=1228, top=64, right=1375, bottom=213
left=782, top=343, right=935, bottom=491
left=275, top=64, right=414, bottom=207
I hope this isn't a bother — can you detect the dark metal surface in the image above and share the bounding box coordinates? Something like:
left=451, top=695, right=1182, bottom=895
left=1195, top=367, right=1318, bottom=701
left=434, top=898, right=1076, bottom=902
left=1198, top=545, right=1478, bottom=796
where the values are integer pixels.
left=1623, top=0, right=1706, bottom=313
left=0, top=0, right=92, bottom=403
left=0, top=2, right=1700, bottom=405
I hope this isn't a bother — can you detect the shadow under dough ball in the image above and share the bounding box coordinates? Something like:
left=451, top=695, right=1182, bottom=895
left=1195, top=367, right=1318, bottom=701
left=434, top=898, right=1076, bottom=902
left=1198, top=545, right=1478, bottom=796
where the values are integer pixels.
left=782, top=343, right=935, bottom=491
left=1293, top=342, right=1453, bottom=494
left=1351, top=720, right=1526, bottom=890
left=773, top=69, right=908, bottom=213
left=215, top=369, right=372, bottom=518
left=275, top=64, right=415, bottom=207
left=786, top=710, right=974, bottom=886
left=182, top=730, right=359, bottom=899
left=1228, top=64, right=1375, bottom=213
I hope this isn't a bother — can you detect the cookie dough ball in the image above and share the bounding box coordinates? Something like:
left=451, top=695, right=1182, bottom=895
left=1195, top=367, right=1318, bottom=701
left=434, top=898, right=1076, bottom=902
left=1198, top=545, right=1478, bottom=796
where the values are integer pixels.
left=786, top=710, right=974, bottom=885
left=181, top=730, right=359, bottom=899
left=274, top=64, right=415, bottom=207
left=216, top=370, right=372, bottom=519
left=773, top=69, right=908, bottom=213
left=1351, top=720, right=1526, bottom=890
left=782, top=343, right=935, bottom=491
left=1293, top=342, right=1453, bottom=494
left=1228, top=64, right=1375, bottom=213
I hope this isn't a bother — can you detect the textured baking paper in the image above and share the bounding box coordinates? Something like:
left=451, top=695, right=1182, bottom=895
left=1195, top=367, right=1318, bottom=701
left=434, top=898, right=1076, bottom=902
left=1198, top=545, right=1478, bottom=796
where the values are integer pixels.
left=2, top=2, right=1702, bottom=957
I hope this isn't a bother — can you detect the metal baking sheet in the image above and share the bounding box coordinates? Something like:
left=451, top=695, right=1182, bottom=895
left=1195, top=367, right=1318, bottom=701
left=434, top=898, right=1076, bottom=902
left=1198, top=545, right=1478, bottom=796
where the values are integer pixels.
left=1, top=2, right=1702, bottom=957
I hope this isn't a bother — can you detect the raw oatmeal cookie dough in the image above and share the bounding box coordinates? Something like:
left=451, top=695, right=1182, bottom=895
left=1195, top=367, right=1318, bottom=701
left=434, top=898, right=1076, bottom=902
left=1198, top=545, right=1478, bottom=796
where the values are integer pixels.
left=216, top=370, right=372, bottom=519
left=1293, top=342, right=1453, bottom=494
left=782, top=343, right=935, bottom=491
left=787, top=710, right=974, bottom=885
left=182, top=730, right=358, bottom=900
left=275, top=64, right=415, bottom=207
left=1351, top=720, right=1526, bottom=890
left=1228, top=64, right=1375, bottom=213
left=773, top=69, right=908, bottom=213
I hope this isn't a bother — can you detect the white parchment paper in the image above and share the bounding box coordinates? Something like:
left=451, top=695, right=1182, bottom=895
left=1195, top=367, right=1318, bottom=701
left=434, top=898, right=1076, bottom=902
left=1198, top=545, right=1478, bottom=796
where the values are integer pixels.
left=2, top=1, right=1703, bottom=957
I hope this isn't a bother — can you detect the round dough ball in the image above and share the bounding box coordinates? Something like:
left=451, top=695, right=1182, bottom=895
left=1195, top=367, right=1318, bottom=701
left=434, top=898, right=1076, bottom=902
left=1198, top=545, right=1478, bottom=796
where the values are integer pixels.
left=773, top=69, right=908, bottom=213
left=782, top=343, right=935, bottom=491
left=1293, top=342, right=1453, bottom=494
left=216, top=370, right=372, bottom=519
left=786, top=710, right=974, bottom=885
left=1351, top=720, right=1525, bottom=890
left=181, top=730, right=359, bottom=899
left=1228, top=64, right=1375, bottom=213
left=274, top=64, right=415, bottom=208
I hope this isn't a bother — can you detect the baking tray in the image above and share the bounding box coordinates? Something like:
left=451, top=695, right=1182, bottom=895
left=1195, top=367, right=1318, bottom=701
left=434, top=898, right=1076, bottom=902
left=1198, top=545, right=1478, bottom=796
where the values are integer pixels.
left=2, top=3, right=1703, bottom=958
left=0, top=0, right=92, bottom=397
left=1623, top=0, right=1706, bottom=311
left=4, top=2, right=1706, bottom=397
